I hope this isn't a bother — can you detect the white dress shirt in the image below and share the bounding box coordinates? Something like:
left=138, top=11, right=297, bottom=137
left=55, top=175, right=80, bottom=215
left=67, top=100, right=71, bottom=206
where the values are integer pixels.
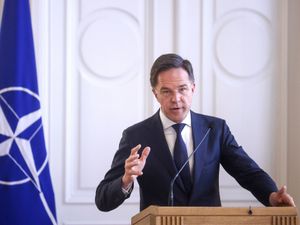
left=159, top=110, right=194, bottom=173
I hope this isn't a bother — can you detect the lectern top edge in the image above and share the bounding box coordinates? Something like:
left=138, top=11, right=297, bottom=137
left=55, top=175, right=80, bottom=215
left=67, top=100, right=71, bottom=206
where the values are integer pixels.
left=131, top=206, right=299, bottom=225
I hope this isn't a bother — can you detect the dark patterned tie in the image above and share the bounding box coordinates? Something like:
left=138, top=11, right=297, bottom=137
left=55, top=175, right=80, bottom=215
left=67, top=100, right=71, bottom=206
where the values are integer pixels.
left=172, top=123, right=192, bottom=193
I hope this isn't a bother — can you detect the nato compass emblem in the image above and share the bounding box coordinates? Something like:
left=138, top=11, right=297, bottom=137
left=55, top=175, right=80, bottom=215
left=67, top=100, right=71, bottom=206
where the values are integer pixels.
left=0, top=87, right=57, bottom=224
left=0, top=87, right=48, bottom=187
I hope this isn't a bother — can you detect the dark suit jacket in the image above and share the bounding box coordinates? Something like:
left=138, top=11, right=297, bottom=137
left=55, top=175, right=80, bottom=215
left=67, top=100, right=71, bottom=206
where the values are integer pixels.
left=95, top=110, right=278, bottom=211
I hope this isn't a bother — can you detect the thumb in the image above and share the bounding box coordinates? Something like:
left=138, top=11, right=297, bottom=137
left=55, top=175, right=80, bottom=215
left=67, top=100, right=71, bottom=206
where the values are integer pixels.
left=278, top=185, right=287, bottom=195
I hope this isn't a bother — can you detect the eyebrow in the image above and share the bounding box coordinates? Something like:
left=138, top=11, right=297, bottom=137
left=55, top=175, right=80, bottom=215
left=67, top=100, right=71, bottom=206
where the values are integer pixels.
left=160, top=84, right=189, bottom=90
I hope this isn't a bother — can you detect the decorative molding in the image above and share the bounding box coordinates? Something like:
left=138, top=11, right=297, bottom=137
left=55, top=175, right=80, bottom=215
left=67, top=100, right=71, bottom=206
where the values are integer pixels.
left=214, top=9, right=272, bottom=84
left=143, top=0, right=156, bottom=117
left=276, top=0, right=288, bottom=186
left=200, top=0, right=215, bottom=115
left=64, top=0, right=79, bottom=204
left=78, top=8, right=142, bottom=85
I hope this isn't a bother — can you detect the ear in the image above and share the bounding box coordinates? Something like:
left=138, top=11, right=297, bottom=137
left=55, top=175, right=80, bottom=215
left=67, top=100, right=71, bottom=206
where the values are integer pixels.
left=191, top=83, right=196, bottom=93
left=152, top=88, right=158, bottom=99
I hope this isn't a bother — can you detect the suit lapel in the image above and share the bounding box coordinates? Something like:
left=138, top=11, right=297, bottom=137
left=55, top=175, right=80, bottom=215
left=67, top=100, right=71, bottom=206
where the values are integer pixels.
left=190, top=112, right=210, bottom=194
left=148, top=112, right=176, bottom=175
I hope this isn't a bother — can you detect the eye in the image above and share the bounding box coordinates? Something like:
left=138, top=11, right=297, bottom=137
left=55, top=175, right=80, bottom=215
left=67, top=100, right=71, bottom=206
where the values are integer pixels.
left=179, top=87, right=188, bottom=93
left=161, top=89, right=170, bottom=95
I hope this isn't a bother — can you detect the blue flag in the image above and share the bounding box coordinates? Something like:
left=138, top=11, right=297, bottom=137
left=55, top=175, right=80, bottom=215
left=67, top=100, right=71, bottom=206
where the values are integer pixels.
left=0, top=0, right=57, bottom=224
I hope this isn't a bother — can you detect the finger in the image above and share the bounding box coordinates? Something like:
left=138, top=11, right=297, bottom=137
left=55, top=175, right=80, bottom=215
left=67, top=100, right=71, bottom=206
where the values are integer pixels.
left=278, top=185, right=287, bottom=195
left=126, top=153, right=139, bottom=164
left=125, top=144, right=142, bottom=165
left=281, top=192, right=296, bottom=207
left=140, top=147, right=151, bottom=161
left=289, top=197, right=296, bottom=207
left=131, top=144, right=141, bottom=155
left=124, top=157, right=140, bottom=170
left=124, top=158, right=138, bottom=171
left=284, top=195, right=295, bottom=206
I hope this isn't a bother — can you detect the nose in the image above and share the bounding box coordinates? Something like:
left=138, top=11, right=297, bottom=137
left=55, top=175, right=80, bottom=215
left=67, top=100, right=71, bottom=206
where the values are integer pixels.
left=171, top=91, right=182, bottom=102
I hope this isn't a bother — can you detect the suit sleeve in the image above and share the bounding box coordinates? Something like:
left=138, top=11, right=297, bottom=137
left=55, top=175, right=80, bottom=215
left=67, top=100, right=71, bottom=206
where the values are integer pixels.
left=220, top=121, right=278, bottom=206
left=95, top=130, right=134, bottom=212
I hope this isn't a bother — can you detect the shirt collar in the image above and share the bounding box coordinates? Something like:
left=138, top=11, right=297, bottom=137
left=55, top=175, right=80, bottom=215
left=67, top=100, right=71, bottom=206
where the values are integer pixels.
left=159, top=109, right=191, bottom=130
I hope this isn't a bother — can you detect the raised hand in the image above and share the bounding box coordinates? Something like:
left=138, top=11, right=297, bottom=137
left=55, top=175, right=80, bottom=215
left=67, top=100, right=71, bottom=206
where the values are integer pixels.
left=122, top=144, right=151, bottom=189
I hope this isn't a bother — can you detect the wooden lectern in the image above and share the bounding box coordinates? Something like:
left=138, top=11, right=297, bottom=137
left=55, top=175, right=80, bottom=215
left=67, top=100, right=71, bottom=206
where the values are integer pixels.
left=132, top=206, right=299, bottom=225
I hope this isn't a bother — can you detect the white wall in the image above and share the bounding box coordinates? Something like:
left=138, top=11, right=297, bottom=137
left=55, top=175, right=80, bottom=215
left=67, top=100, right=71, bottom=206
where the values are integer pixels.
left=288, top=0, right=300, bottom=207
left=1, top=0, right=299, bottom=224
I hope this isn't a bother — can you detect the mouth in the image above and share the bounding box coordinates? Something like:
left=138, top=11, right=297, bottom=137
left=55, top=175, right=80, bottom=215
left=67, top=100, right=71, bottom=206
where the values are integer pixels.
left=170, top=106, right=182, bottom=111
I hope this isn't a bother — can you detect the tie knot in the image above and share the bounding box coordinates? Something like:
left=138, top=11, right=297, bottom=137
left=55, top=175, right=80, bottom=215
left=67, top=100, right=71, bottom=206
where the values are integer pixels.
left=172, top=123, right=186, bottom=134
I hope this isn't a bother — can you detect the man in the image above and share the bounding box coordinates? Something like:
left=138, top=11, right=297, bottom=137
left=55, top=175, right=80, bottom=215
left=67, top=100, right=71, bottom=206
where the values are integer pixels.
left=95, top=53, right=295, bottom=212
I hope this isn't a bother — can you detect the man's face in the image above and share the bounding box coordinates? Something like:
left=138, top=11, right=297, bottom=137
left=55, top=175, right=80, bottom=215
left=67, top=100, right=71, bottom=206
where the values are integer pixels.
left=153, top=68, right=195, bottom=123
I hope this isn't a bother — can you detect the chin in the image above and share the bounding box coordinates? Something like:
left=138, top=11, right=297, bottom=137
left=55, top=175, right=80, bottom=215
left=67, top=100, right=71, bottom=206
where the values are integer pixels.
left=171, top=117, right=184, bottom=123
left=166, top=111, right=186, bottom=123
